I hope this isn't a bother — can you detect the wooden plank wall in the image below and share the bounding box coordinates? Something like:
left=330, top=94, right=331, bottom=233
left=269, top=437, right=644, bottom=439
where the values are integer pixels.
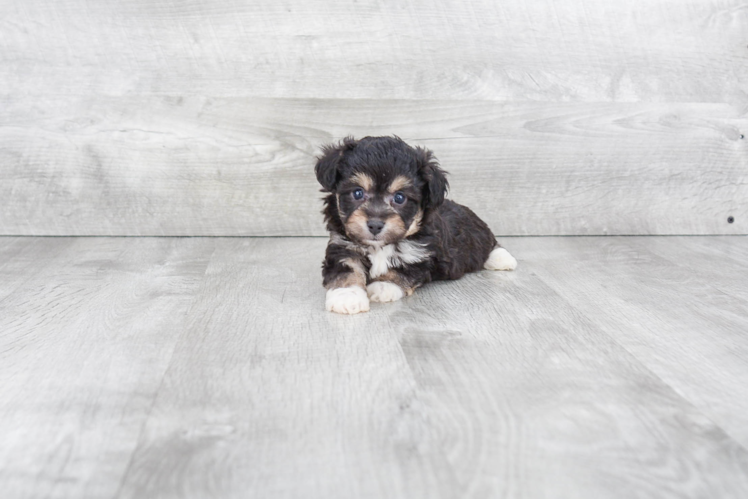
left=1, top=0, right=746, bottom=236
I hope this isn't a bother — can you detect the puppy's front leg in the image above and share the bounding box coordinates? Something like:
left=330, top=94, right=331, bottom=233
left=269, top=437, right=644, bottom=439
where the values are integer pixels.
left=323, top=245, right=370, bottom=315
left=367, top=268, right=425, bottom=303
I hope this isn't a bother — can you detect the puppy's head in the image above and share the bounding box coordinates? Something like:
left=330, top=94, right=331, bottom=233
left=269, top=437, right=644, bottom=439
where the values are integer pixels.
left=315, top=136, right=448, bottom=246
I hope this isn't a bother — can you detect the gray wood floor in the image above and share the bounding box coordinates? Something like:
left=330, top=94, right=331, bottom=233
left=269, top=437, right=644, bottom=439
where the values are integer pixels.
left=1, top=236, right=747, bottom=498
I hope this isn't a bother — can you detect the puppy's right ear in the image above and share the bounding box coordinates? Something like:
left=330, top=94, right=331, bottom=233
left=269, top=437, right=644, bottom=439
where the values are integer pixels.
left=314, top=136, right=357, bottom=192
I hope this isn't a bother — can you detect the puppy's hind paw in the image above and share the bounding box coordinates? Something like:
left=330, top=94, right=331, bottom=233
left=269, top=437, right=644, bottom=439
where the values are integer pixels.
left=367, top=281, right=404, bottom=303
left=326, top=286, right=370, bottom=314
left=484, top=247, right=517, bottom=271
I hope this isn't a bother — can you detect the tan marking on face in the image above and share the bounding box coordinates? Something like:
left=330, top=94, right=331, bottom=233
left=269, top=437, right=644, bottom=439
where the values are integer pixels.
left=372, top=269, right=417, bottom=296
left=344, top=208, right=371, bottom=241
left=405, top=209, right=423, bottom=237
left=346, top=206, right=408, bottom=245
left=326, top=258, right=367, bottom=290
left=388, top=175, right=413, bottom=193
left=351, top=172, right=374, bottom=191
left=377, top=214, right=406, bottom=244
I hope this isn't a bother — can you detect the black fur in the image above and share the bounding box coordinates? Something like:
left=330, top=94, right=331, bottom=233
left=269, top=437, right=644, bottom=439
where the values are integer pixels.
left=316, top=135, right=501, bottom=293
left=420, top=200, right=497, bottom=281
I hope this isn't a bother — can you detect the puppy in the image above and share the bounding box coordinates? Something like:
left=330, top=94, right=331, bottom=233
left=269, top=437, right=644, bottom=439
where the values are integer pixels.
left=315, top=136, right=517, bottom=314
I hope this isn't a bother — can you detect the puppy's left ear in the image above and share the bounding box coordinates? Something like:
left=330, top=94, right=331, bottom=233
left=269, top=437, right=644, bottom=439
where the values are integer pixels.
left=314, top=136, right=357, bottom=192
left=415, top=146, right=449, bottom=211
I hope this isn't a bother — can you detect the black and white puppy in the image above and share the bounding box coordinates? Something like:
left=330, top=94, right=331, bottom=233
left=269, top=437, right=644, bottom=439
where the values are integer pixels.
left=315, top=136, right=516, bottom=314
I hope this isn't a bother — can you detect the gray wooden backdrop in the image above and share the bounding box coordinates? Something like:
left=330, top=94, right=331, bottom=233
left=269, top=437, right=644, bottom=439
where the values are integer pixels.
left=1, top=0, right=746, bottom=236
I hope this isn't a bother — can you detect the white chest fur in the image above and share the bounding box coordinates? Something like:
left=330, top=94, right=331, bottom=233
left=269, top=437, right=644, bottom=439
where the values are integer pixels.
left=367, top=241, right=429, bottom=278
left=368, top=245, right=396, bottom=278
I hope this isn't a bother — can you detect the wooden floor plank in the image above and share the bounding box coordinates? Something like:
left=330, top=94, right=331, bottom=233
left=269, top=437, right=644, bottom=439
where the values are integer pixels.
left=639, top=236, right=748, bottom=294
left=115, top=238, right=430, bottom=498
left=510, top=236, right=748, bottom=450
left=0, top=237, right=78, bottom=301
left=387, top=257, right=748, bottom=497
left=116, top=238, right=748, bottom=497
left=0, top=237, right=215, bottom=498
left=2, top=237, right=748, bottom=497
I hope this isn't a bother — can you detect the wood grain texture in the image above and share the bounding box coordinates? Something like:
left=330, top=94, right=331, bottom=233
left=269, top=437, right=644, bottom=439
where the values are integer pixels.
left=117, top=236, right=748, bottom=497
left=3, top=236, right=747, bottom=497
left=509, top=236, right=748, bottom=449
left=0, top=237, right=215, bottom=497
left=0, top=237, right=76, bottom=301
left=2, top=0, right=748, bottom=236
left=1, top=97, right=746, bottom=236
left=1, top=0, right=747, bottom=102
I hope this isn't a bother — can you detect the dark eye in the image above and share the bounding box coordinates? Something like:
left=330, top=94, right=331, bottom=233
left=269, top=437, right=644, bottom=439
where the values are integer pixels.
left=393, top=192, right=406, bottom=204
left=352, top=188, right=364, bottom=200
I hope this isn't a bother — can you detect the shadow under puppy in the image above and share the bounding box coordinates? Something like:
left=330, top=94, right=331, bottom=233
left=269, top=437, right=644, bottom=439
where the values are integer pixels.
left=316, top=136, right=517, bottom=314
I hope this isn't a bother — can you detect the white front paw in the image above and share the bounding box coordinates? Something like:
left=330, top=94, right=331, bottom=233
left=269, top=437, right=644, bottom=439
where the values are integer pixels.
left=367, top=281, right=404, bottom=303
left=326, top=287, right=370, bottom=314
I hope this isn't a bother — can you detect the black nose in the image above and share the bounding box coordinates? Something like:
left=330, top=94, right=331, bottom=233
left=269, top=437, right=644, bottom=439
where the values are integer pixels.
left=367, top=219, right=385, bottom=236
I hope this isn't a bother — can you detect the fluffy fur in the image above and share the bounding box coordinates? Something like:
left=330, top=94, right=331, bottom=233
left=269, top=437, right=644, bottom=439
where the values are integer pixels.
left=316, top=136, right=516, bottom=314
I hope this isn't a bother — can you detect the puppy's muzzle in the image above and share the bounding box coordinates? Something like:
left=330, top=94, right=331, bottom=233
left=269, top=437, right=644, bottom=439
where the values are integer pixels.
left=367, top=219, right=385, bottom=236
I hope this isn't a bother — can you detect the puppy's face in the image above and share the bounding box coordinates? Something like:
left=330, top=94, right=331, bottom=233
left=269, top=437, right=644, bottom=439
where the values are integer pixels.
left=315, top=136, right=448, bottom=246
left=337, top=171, right=422, bottom=246
left=315, top=137, right=447, bottom=246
